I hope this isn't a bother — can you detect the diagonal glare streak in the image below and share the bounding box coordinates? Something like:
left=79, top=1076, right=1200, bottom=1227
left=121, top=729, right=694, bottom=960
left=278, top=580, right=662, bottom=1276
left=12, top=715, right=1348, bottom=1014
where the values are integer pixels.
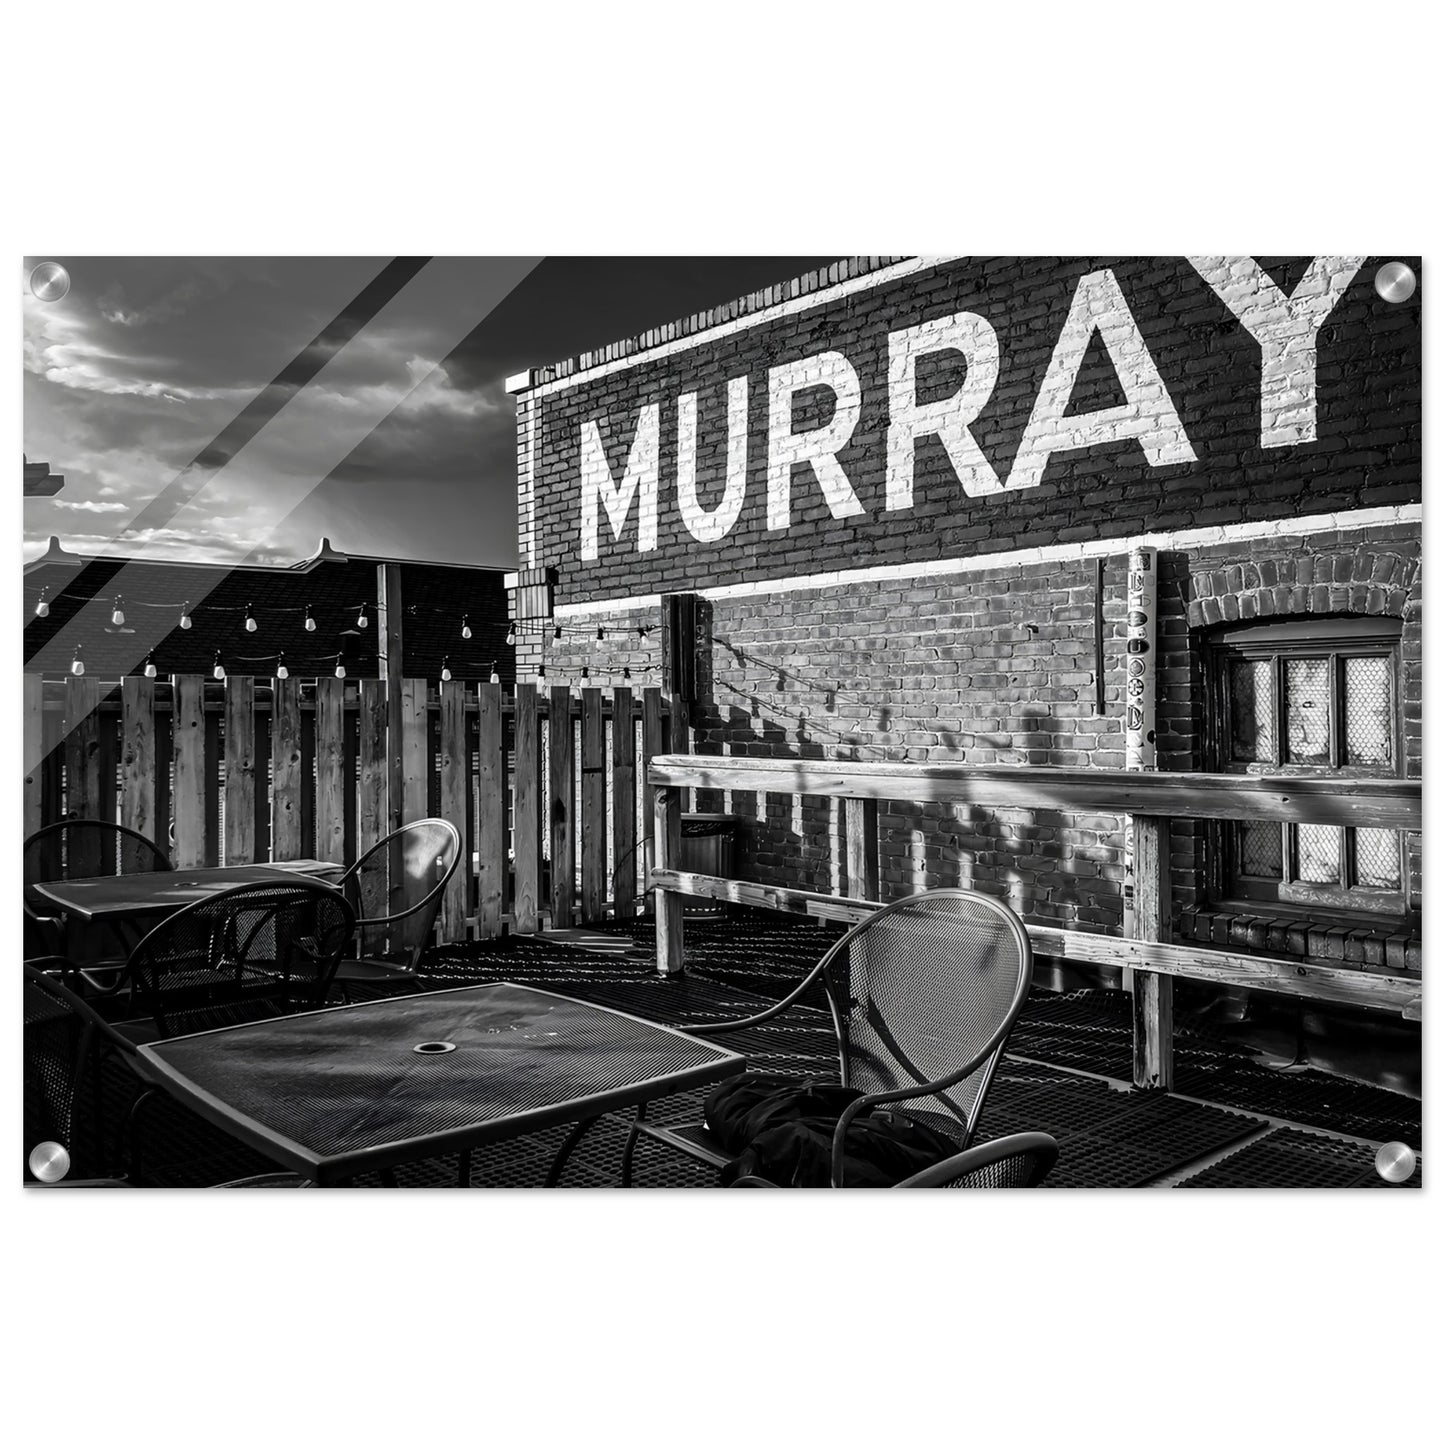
left=24, top=255, right=543, bottom=775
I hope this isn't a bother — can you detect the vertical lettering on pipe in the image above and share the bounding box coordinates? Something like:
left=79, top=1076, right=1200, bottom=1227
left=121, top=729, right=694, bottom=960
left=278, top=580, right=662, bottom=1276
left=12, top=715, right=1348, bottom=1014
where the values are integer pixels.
left=579, top=404, right=660, bottom=561
left=766, top=351, right=864, bottom=531
left=1008, top=269, right=1197, bottom=491
left=676, top=377, right=748, bottom=543
left=885, top=311, right=1003, bottom=509
left=1187, top=255, right=1365, bottom=448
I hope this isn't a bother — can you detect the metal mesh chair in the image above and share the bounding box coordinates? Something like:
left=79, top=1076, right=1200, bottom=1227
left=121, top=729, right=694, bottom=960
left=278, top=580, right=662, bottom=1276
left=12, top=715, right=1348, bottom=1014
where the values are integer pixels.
left=119, top=877, right=356, bottom=1039
left=333, top=819, right=461, bottom=989
left=893, top=1132, right=1058, bottom=1188
left=622, top=888, right=1034, bottom=1188
left=24, top=819, right=172, bottom=962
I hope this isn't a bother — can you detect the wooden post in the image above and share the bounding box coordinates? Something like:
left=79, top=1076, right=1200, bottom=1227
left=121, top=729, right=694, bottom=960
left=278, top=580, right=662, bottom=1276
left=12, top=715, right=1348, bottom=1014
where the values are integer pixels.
left=437, top=678, right=469, bottom=943
left=512, top=683, right=541, bottom=933
left=581, top=687, right=606, bottom=924
left=270, top=676, right=303, bottom=861
left=172, top=674, right=207, bottom=869
left=548, top=684, right=575, bottom=929
left=1131, top=813, right=1174, bottom=1089
left=612, top=686, right=637, bottom=917
left=357, top=678, right=388, bottom=864
left=844, top=797, right=879, bottom=902
left=400, top=678, right=427, bottom=825
left=475, top=682, right=506, bottom=938
left=654, top=784, right=684, bottom=976
left=641, top=687, right=664, bottom=914
left=23, top=674, right=45, bottom=882
left=377, top=562, right=405, bottom=835
left=314, top=676, right=347, bottom=864
left=204, top=707, right=222, bottom=866
left=222, top=676, right=256, bottom=866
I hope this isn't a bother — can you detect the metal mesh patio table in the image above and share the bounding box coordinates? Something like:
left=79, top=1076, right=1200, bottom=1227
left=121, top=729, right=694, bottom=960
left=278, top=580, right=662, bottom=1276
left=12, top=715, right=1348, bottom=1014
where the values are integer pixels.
left=137, top=982, right=745, bottom=1185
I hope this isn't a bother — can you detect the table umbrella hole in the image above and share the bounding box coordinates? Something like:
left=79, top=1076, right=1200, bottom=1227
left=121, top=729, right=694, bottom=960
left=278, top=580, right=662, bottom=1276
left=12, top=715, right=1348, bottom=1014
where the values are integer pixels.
left=413, top=1041, right=456, bottom=1055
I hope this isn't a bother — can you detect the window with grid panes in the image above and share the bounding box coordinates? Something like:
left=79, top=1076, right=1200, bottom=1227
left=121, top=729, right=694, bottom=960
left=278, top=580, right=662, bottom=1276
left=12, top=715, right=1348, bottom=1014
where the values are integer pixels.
left=1206, top=618, right=1407, bottom=917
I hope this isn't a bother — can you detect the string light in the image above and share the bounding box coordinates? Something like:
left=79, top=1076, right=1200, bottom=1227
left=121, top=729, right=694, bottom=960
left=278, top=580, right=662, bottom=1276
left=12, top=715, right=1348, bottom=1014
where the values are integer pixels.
left=143, top=652, right=158, bottom=679
left=581, top=665, right=589, bottom=682
left=461, top=615, right=473, bottom=640
left=34, top=588, right=49, bottom=618
left=304, top=606, right=316, bottom=632
left=212, top=652, right=226, bottom=681
left=70, top=645, right=84, bottom=677
left=334, top=660, right=346, bottom=679
left=179, top=601, right=192, bottom=630
left=553, top=624, right=562, bottom=640
left=537, top=663, right=546, bottom=680
left=110, top=595, right=125, bottom=626
left=244, top=604, right=258, bottom=632
left=623, top=666, right=631, bottom=680
left=489, top=662, right=500, bottom=685
left=505, top=624, right=516, bottom=647
left=276, top=653, right=289, bottom=681
left=596, top=626, right=605, bottom=645
left=637, top=624, right=647, bottom=640
left=356, top=605, right=368, bottom=629
left=441, top=656, right=452, bottom=683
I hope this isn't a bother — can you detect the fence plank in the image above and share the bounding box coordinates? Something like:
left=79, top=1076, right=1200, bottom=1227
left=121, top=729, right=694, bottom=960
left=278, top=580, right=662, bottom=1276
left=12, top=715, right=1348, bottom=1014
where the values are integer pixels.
left=844, top=797, right=879, bottom=901
left=654, top=784, right=684, bottom=975
left=438, top=679, right=469, bottom=943
left=581, top=688, right=606, bottom=924
left=641, top=687, right=664, bottom=915
left=314, top=677, right=347, bottom=864
left=358, top=679, right=388, bottom=864
left=612, top=687, right=636, bottom=916
left=548, top=684, right=575, bottom=929
left=401, top=678, right=428, bottom=824
left=475, top=683, right=506, bottom=938
left=204, top=709, right=221, bottom=866
left=172, top=674, right=207, bottom=869
left=270, top=677, right=303, bottom=861
left=64, top=677, right=104, bottom=876
left=23, top=675, right=45, bottom=882
left=1131, top=814, right=1174, bottom=1089
left=512, top=683, right=541, bottom=933
left=224, top=677, right=257, bottom=865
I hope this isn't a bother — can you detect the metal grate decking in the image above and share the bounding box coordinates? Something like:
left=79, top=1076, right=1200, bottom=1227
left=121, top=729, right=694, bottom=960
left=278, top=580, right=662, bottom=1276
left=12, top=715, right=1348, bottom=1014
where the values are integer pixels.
left=67, top=911, right=1420, bottom=1188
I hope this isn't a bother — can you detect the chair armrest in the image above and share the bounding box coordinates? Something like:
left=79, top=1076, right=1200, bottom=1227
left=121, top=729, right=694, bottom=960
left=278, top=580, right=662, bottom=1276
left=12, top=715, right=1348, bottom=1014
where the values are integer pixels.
left=892, top=1133, right=1060, bottom=1189
left=726, top=1175, right=781, bottom=1187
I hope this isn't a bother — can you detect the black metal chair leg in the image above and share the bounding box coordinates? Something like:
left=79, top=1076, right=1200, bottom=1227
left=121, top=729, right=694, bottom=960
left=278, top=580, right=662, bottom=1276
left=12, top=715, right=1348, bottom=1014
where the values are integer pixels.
left=620, top=1102, right=647, bottom=1188
left=545, top=1115, right=602, bottom=1187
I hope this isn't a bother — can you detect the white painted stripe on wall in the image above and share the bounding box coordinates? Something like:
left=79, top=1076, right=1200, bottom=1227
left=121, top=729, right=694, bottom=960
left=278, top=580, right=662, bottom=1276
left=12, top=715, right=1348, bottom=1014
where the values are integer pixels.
left=524, top=256, right=966, bottom=399
left=550, top=504, right=1420, bottom=616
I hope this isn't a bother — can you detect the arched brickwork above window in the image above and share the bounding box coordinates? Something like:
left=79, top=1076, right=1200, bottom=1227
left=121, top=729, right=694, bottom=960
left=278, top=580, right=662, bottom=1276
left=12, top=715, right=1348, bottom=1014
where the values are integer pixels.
left=1186, top=549, right=1419, bottom=630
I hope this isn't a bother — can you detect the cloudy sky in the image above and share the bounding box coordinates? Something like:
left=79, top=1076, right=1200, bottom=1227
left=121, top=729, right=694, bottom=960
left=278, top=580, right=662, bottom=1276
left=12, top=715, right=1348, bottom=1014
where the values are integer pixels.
left=22, top=255, right=837, bottom=568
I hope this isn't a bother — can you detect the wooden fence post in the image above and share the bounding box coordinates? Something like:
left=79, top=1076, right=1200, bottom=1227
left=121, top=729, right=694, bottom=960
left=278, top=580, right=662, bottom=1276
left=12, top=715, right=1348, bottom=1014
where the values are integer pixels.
left=612, top=686, right=636, bottom=918
left=314, top=676, right=347, bottom=865
left=172, top=674, right=207, bottom=869
left=357, top=678, right=388, bottom=865
left=512, top=683, right=541, bottom=933
left=475, top=682, right=506, bottom=938
left=844, top=797, right=879, bottom=902
left=270, top=676, right=303, bottom=861
left=437, top=678, right=469, bottom=943
left=223, top=676, right=257, bottom=865
left=641, top=687, right=664, bottom=914
left=400, top=678, right=428, bottom=825
left=581, top=687, right=606, bottom=924
left=23, top=674, right=45, bottom=882
left=654, top=783, right=684, bottom=976
left=1131, top=814, right=1174, bottom=1089
left=548, top=684, right=575, bottom=929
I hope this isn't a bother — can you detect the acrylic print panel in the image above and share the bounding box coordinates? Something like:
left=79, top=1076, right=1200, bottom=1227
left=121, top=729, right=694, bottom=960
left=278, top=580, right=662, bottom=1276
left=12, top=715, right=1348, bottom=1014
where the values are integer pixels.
left=22, top=255, right=1420, bottom=1189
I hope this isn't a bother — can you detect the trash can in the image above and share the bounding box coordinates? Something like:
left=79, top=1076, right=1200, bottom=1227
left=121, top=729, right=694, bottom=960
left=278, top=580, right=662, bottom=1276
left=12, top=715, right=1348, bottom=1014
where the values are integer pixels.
left=680, top=813, right=737, bottom=919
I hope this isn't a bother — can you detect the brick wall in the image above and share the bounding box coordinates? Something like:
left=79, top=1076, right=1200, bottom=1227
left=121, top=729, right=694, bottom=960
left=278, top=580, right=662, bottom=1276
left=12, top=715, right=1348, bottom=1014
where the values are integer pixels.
left=514, top=256, right=1422, bottom=971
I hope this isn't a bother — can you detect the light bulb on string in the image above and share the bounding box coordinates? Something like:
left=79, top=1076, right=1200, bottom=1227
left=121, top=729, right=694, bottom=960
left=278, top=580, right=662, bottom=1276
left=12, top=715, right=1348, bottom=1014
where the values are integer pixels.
left=110, top=596, right=125, bottom=626
left=34, top=588, right=49, bottom=618
left=70, top=646, right=84, bottom=677
left=276, top=653, right=289, bottom=681
left=356, top=605, right=368, bottom=629
left=244, top=604, right=257, bottom=633
left=304, top=606, right=316, bottom=632
left=334, top=659, right=346, bottom=679
left=441, top=656, right=452, bottom=683
left=461, top=615, right=472, bottom=640
left=637, top=624, right=647, bottom=640
left=596, top=626, right=605, bottom=647
left=489, top=662, right=500, bottom=685
left=537, top=663, right=546, bottom=681
left=581, top=665, right=589, bottom=682
left=623, top=666, right=631, bottom=680
left=143, top=652, right=157, bottom=680
left=505, top=624, right=516, bottom=647
left=179, top=601, right=192, bottom=630
left=213, top=652, right=226, bottom=681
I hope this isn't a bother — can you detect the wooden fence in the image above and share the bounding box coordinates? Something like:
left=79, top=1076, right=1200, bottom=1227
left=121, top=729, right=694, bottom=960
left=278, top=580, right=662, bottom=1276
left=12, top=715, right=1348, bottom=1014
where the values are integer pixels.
left=646, top=754, right=1423, bottom=1090
left=22, top=674, right=673, bottom=944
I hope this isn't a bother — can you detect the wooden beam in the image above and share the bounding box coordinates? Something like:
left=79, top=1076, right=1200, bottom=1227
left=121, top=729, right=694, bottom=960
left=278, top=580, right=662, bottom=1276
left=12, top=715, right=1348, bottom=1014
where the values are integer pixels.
left=843, top=797, right=879, bottom=902
left=23, top=674, right=45, bottom=882
left=377, top=562, right=405, bottom=834
left=645, top=756, right=1421, bottom=830
left=172, top=674, right=207, bottom=869
left=437, top=678, right=469, bottom=944
left=653, top=785, right=684, bottom=976
left=640, top=687, right=665, bottom=915
left=357, top=678, right=388, bottom=864
left=223, top=677, right=256, bottom=865
left=612, top=686, right=637, bottom=917
left=512, top=683, right=541, bottom=933
left=1131, top=814, right=1173, bottom=1089
left=313, top=677, right=346, bottom=864
left=547, top=684, right=574, bottom=929
left=270, top=676, right=302, bottom=861
left=580, top=687, right=606, bottom=925
left=475, top=682, right=506, bottom=939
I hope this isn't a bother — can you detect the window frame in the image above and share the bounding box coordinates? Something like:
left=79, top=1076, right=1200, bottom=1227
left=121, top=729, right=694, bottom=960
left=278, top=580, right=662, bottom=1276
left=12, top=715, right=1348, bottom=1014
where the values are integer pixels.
left=1202, top=616, right=1408, bottom=920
